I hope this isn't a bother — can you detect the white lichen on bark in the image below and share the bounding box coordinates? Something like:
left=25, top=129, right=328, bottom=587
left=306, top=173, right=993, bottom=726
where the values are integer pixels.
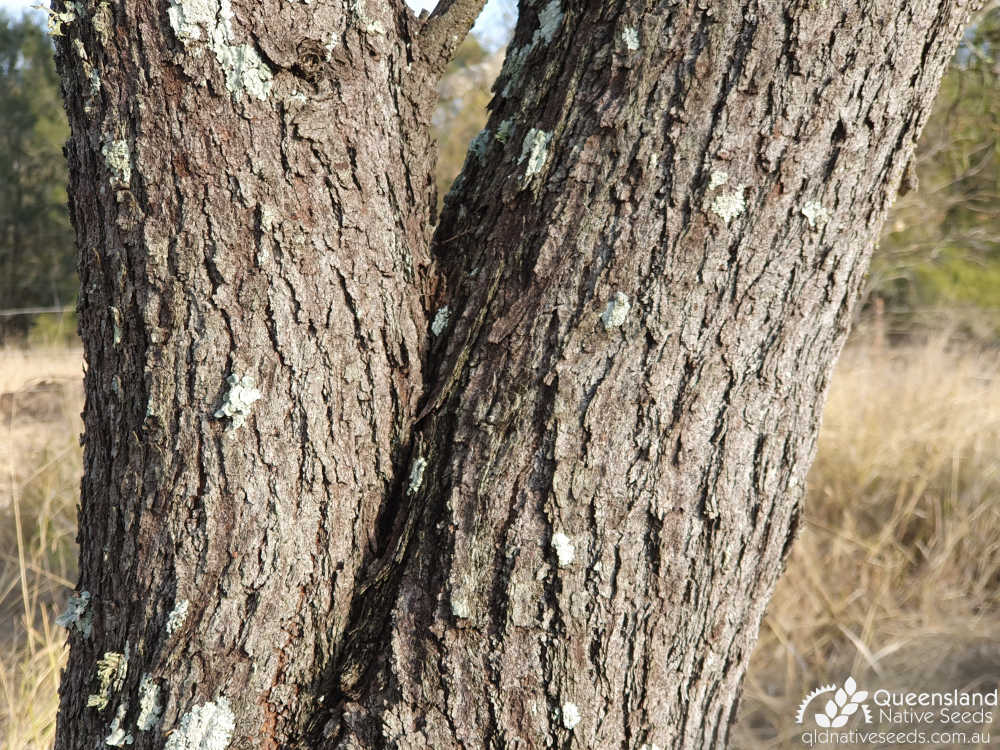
left=498, top=1, right=563, bottom=98
left=407, top=456, right=427, bottom=495
left=56, top=590, right=93, bottom=638
left=710, top=184, right=747, bottom=224
left=708, top=169, right=729, bottom=190
left=105, top=702, right=133, bottom=746
left=431, top=306, right=450, bottom=336
left=136, top=674, right=163, bottom=731
left=450, top=597, right=471, bottom=619
left=561, top=702, right=582, bottom=730
left=91, top=1, right=112, bottom=45
left=600, top=291, right=631, bottom=330
left=101, top=139, right=131, bottom=185
left=164, top=698, right=235, bottom=750
left=167, top=0, right=273, bottom=101
left=551, top=532, right=575, bottom=567
left=214, top=373, right=263, bottom=432
left=519, top=128, right=552, bottom=182
left=349, top=0, right=386, bottom=35
left=801, top=200, right=829, bottom=229
left=622, top=26, right=640, bottom=50
left=166, top=598, right=190, bottom=635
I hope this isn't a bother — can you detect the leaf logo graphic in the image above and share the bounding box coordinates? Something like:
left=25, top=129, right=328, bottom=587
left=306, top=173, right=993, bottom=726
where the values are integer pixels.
left=797, top=676, right=872, bottom=727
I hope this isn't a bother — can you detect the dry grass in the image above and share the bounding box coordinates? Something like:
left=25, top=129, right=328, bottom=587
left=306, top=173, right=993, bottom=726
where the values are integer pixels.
left=1, top=339, right=998, bottom=747
left=734, top=334, right=1000, bottom=748
left=0, top=346, right=81, bottom=749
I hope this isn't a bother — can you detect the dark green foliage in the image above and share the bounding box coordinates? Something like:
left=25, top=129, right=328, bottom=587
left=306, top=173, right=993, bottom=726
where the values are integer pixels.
left=0, top=12, right=74, bottom=340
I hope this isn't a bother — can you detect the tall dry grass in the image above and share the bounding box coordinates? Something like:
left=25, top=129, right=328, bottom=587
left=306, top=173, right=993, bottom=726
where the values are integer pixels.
left=1, top=347, right=81, bottom=749
left=1, top=338, right=998, bottom=747
left=734, top=334, right=1000, bottom=748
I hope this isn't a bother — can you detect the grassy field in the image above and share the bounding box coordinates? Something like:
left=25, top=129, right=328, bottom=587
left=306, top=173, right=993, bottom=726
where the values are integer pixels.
left=1, top=347, right=82, bottom=748
left=1, top=338, right=998, bottom=748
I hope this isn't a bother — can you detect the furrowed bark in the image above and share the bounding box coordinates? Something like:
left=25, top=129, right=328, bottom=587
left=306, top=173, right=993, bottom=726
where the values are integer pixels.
left=328, top=0, right=977, bottom=747
left=51, top=0, right=452, bottom=746
left=50, top=0, right=976, bottom=748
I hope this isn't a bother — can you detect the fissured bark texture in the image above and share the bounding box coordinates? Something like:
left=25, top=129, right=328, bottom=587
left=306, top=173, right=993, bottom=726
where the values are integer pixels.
left=52, top=0, right=974, bottom=748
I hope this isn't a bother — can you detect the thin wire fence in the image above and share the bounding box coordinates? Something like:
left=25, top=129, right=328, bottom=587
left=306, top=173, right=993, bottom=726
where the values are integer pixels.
left=0, top=307, right=74, bottom=319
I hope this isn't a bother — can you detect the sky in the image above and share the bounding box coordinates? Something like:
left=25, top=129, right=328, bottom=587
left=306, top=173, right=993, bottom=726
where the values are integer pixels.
left=1, top=0, right=512, bottom=48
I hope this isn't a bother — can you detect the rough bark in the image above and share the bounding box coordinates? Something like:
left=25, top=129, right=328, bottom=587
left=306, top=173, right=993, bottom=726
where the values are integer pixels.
left=51, top=0, right=975, bottom=748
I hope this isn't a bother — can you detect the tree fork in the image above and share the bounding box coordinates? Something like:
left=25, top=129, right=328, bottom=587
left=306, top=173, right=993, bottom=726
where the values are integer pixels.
left=51, top=0, right=976, bottom=748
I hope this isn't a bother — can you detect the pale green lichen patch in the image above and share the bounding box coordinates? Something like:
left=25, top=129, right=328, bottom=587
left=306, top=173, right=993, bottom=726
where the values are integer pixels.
left=533, top=0, right=563, bottom=46
left=431, top=306, right=450, bottom=336
left=214, top=373, right=262, bottom=432
left=801, top=200, right=829, bottom=229
left=561, top=702, right=582, bottom=730
left=469, top=129, right=491, bottom=160
left=88, top=646, right=129, bottom=712
left=551, top=532, right=575, bottom=567
left=105, top=702, right=133, bottom=746
left=166, top=598, right=190, bottom=635
left=215, top=43, right=273, bottom=101
left=497, top=1, right=562, bottom=97
left=622, top=26, right=640, bottom=50
left=164, top=697, right=235, bottom=750
left=601, top=291, right=630, bottom=330
left=167, top=0, right=216, bottom=41
left=496, top=118, right=514, bottom=144
left=499, top=45, right=530, bottom=97
left=167, top=0, right=273, bottom=101
left=46, top=2, right=80, bottom=36
left=710, top=184, right=746, bottom=224
left=56, top=590, right=93, bottom=638
left=519, top=128, right=552, bottom=182
left=136, top=674, right=163, bottom=731
left=102, top=139, right=131, bottom=185
left=407, top=456, right=427, bottom=495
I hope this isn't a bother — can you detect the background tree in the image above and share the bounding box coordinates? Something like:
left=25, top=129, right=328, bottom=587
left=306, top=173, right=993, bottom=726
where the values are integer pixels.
left=0, top=11, right=74, bottom=340
left=49, top=1, right=976, bottom=749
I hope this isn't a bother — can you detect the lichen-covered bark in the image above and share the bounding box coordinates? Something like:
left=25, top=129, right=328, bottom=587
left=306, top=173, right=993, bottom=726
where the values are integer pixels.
left=326, top=0, right=977, bottom=747
left=52, top=0, right=454, bottom=746
left=51, top=0, right=974, bottom=748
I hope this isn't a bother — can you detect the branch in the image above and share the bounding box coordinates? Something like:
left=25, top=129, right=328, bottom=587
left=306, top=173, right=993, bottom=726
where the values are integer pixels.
left=418, top=0, right=488, bottom=79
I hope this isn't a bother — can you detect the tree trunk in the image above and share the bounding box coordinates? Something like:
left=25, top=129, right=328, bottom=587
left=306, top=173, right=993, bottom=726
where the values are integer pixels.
left=51, top=0, right=974, bottom=748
